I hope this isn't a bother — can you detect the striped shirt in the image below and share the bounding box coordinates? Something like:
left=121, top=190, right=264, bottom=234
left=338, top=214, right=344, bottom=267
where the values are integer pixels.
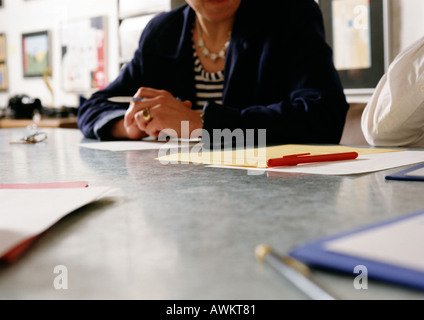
left=193, top=50, right=225, bottom=109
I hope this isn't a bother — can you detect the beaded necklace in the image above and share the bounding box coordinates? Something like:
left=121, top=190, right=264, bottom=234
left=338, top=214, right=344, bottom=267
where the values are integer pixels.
left=195, top=19, right=231, bottom=62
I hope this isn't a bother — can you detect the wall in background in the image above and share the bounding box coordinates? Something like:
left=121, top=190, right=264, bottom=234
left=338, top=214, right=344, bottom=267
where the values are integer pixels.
left=0, top=0, right=423, bottom=110
left=390, top=0, right=424, bottom=58
left=0, top=0, right=119, bottom=110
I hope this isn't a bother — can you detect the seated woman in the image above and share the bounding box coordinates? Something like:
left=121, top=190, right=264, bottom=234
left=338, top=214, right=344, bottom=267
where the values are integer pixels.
left=77, top=0, right=349, bottom=146
left=361, top=36, right=424, bottom=148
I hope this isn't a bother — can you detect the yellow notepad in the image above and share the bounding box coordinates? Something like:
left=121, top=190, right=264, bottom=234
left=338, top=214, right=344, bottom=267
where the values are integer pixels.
left=156, top=144, right=400, bottom=168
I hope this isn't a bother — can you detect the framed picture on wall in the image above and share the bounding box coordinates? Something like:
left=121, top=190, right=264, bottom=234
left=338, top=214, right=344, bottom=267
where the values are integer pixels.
left=60, top=16, right=108, bottom=93
left=0, top=63, right=8, bottom=91
left=22, top=30, right=51, bottom=77
left=0, top=33, right=7, bottom=91
left=0, top=33, right=6, bottom=62
left=318, top=0, right=390, bottom=94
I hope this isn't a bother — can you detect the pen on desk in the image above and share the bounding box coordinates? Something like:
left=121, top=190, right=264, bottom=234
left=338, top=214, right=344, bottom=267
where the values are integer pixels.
left=107, top=96, right=144, bottom=103
left=267, top=151, right=359, bottom=168
left=255, top=244, right=336, bottom=300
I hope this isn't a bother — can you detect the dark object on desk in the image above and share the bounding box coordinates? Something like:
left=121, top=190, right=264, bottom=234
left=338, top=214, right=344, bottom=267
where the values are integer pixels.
left=385, top=163, right=424, bottom=182
left=41, top=106, right=78, bottom=118
left=8, top=94, right=42, bottom=119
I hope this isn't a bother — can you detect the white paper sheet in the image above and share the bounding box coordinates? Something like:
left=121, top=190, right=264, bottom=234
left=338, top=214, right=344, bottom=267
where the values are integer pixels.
left=325, top=213, right=424, bottom=273
left=0, top=187, right=114, bottom=257
left=79, top=138, right=201, bottom=152
left=406, top=167, right=424, bottom=177
left=208, top=151, right=424, bottom=175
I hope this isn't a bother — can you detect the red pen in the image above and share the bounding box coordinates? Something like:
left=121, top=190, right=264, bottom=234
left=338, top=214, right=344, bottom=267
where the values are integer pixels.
left=266, top=152, right=359, bottom=167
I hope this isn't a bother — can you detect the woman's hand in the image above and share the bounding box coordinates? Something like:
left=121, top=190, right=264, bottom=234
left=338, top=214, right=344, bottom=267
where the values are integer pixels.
left=123, top=87, right=203, bottom=139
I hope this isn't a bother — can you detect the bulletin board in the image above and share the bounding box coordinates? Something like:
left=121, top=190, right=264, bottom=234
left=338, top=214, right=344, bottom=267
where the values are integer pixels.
left=60, top=16, right=108, bottom=93
left=319, top=0, right=390, bottom=94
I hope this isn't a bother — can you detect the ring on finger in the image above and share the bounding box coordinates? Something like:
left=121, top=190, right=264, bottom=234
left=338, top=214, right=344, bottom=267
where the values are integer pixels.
left=142, top=108, right=151, bottom=122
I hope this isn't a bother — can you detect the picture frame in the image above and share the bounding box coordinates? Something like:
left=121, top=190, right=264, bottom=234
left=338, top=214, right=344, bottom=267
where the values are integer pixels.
left=319, top=0, right=390, bottom=94
left=0, top=33, right=8, bottom=91
left=22, top=30, right=51, bottom=77
left=0, top=63, right=8, bottom=91
left=60, top=16, right=108, bottom=92
left=0, top=33, right=6, bottom=62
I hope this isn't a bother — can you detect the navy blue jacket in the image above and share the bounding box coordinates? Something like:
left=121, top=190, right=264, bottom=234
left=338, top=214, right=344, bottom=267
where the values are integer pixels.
left=77, top=0, right=349, bottom=144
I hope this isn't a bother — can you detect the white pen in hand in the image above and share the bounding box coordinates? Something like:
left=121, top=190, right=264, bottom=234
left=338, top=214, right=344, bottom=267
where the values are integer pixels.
left=108, top=96, right=182, bottom=103
left=255, top=244, right=336, bottom=300
left=107, top=96, right=144, bottom=103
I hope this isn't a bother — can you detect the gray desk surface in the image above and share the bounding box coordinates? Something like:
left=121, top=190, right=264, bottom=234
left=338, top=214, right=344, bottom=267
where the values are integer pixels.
left=1, top=128, right=424, bottom=300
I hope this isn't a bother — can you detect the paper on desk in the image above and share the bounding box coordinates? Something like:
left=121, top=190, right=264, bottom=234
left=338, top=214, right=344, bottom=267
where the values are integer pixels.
left=241, top=151, right=424, bottom=175
left=0, top=186, right=114, bottom=262
left=80, top=137, right=201, bottom=152
left=406, top=167, right=424, bottom=177
left=289, top=209, right=424, bottom=290
left=324, top=212, right=424, bottom=273
left=0, top=181, right=89, bottom=189
left=156, top=144, right=412, bottom=175
left=156, top=144, right=397, bottom=167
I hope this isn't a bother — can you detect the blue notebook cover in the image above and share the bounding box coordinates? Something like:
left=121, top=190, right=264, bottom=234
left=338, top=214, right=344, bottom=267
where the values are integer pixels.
left=385, top=162, right=424, bottom=181
left=289, top=210, right=424, bottom=291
